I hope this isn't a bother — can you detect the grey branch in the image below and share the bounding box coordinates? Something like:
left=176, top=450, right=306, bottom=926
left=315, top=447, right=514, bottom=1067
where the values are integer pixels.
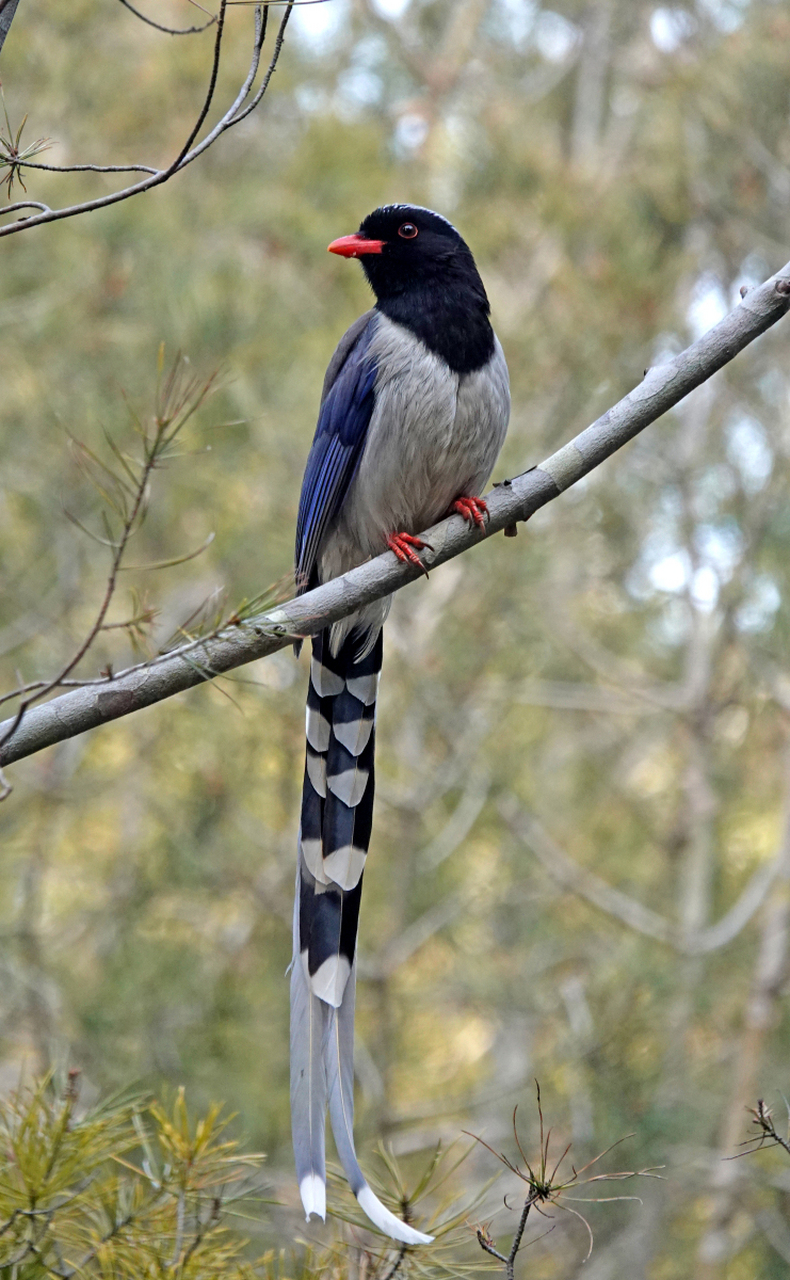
left=1, top=266, right=790, bottom=770
left=501, top=796, right=679, bottom=948
left=502, top=785, right=790, bottom=957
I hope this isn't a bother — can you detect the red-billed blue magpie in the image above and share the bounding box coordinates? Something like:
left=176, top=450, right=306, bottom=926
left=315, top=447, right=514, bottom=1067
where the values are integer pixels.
left=291, top=205, right=510, bottom=1242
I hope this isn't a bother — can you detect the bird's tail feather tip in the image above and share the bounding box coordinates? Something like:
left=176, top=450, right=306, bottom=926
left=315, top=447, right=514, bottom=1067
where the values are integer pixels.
left=300, top=1173, right=327, bottom=1222
left=356, top=1185, right=434, bottom=1246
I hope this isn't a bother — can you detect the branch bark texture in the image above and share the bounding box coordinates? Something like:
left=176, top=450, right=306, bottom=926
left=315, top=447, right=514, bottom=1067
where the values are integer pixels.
left=2, top=266, right=790, bottom=769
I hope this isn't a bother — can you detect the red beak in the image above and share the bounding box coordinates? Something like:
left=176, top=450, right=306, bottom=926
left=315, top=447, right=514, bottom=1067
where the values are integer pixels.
left=328, top=233, right=385, bottom=258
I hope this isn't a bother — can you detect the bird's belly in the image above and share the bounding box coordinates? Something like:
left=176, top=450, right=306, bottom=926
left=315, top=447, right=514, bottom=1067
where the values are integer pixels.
left=326, top=321, right=509, bottom=569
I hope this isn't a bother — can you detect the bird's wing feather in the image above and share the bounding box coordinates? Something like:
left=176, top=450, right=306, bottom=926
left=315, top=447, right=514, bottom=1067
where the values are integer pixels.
left=320, top=309, right=376, bottom=405
left=295, top=315, right=378, bottom=592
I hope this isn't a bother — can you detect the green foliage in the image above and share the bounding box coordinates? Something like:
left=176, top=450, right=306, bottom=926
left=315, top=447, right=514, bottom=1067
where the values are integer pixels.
left=0, top=1077, right=500, bottom=1280
left=0, top=1077, right=265, bottom=1277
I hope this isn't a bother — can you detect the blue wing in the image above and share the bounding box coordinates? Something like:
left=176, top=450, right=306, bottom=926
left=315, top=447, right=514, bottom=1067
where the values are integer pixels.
left=295, top=316, right=377, bottom=592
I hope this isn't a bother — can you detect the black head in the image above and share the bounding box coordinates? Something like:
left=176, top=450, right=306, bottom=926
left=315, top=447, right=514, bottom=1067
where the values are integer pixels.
left=330, top=204, right=484, bottom=302
left=328, top=204, right=494, bottom=374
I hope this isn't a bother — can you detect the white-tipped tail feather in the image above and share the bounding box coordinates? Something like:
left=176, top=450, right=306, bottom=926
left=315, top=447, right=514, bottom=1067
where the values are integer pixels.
left=357, top=1187, right=434, bottom=1246
left=300, top=1173, right=326, bottom=1222
left=325, top=970, right=434, bottom=1245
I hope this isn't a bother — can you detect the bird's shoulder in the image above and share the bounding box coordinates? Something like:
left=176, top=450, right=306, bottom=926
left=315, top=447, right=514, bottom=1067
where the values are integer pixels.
left=321, top=309, right=378, bottom=406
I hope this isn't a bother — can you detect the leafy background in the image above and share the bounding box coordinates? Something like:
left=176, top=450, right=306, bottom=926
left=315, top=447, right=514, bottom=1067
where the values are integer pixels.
left=3, top=0, right=790, bottom=1274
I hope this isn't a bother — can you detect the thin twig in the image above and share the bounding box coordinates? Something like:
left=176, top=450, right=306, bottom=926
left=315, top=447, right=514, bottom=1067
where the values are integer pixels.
left=12, top=160, right=158, bottom=175
left=179, top=1196, right=222, bottom=1269
left=381, top=1243, right=408, bottom=1280
left=0, top=0, right=22, bottom=57
left=729, top=1100, right=790, bottom=1160
left=508, top=1195, right=538, bottom=1275
left=169, top=0, right=227, bottom=171
left=0, top=2, right=293, bottom=238
left=0, top=199, right=50, bottom=213
left=476, top=1228, right=509, bottom=1265
left=117, top=0, right=218, bottom=35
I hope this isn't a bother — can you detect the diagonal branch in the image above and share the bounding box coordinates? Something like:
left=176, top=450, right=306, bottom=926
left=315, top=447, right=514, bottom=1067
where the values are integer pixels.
left=501, top=772, right=790, bottom=957
left=1, top=266, right=790, bottom=770
left=500, top=795, right=679, bottom=948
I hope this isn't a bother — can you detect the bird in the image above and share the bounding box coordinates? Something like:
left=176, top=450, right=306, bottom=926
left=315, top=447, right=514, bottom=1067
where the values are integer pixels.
left=290, top=203, right=510, bottom=1243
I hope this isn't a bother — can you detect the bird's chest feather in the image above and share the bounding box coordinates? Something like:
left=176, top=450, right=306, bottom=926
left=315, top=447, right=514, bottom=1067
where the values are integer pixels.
left=336, top=316, right=508, bottom=559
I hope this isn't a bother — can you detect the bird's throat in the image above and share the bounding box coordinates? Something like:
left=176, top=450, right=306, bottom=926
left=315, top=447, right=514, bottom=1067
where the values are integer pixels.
left=375, top=284, right=495, bottom=375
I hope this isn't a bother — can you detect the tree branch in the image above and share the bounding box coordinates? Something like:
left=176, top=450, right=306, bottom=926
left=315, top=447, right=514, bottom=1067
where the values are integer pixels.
left=500, top=795, right=679, bottom=948
left=502, top=769, right=790, bottom=958
left=1, top=266, right=790, bottom=770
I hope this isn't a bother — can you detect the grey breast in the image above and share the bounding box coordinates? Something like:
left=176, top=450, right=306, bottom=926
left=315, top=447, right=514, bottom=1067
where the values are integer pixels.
left=323, top=313, right=510, bottom=575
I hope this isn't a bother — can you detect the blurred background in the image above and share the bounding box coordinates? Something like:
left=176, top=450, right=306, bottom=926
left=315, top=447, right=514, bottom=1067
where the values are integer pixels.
left=2, top=0, right=790, bottom=1274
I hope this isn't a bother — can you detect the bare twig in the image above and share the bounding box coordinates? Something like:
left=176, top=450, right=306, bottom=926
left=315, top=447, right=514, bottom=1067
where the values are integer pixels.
left=15, top=160, right=158, bottom=176
left=0, top=2, right=293, bottom=236
left=731, top=1099, right=790, bottom=1160
left=470, top=1084, right=662, bottom=1274
left=1, top=266, right=789, bottom=771
left=118, top=0, right=218, bottom=36
left=381, top=1242, right=407, bottom=1280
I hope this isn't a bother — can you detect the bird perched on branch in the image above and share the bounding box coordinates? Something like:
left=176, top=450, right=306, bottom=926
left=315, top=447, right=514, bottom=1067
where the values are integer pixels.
left=291, top=204, right=510, bottom=1242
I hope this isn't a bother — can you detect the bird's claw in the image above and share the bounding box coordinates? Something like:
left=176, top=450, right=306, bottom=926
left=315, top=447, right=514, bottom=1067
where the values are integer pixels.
left=452, top=495, right=489, bottom=530
left=387, top=531, right=430, bottom=576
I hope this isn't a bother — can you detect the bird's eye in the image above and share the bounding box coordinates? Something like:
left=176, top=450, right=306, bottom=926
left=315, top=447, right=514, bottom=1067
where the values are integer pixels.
left=398, top=223, right=418, bottom=239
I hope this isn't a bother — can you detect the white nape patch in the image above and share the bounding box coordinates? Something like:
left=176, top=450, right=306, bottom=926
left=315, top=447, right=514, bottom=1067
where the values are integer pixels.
left=310, top=954, right=352, bottom=1007
left=311, top=656, right=344, bottom=697
left=300, top=1173, right=326, bottom=1222
left=327, top=766, right=369, bottom=807
left=306, top=750, right=327, bottom=798
left=333, top=715, right=374, bottom=756
left=306, top=703, right=331, bottom=752
left=357, top=1185, right=434, bottom=1245
left=324, top=845, right=367, bottom=891
left=301, top=838, right=329, bottom=884
left=346, top=672, right=380, bottom=705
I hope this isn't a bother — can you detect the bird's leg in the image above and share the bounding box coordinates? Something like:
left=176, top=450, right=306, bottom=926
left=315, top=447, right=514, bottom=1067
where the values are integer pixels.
left=451, top=495, right=489, bottom=530
left=387, top=531, right=431, bottom=576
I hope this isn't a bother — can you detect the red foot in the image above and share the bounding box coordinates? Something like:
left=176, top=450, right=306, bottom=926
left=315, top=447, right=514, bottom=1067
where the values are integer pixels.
left=387, top=531, right=430, bottom=576
left=451, top=495, right=489, bottom=530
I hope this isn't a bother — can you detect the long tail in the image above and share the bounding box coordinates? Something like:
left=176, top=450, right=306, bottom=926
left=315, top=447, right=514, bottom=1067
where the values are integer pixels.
left=290, top=626, right=433, bottom=1246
